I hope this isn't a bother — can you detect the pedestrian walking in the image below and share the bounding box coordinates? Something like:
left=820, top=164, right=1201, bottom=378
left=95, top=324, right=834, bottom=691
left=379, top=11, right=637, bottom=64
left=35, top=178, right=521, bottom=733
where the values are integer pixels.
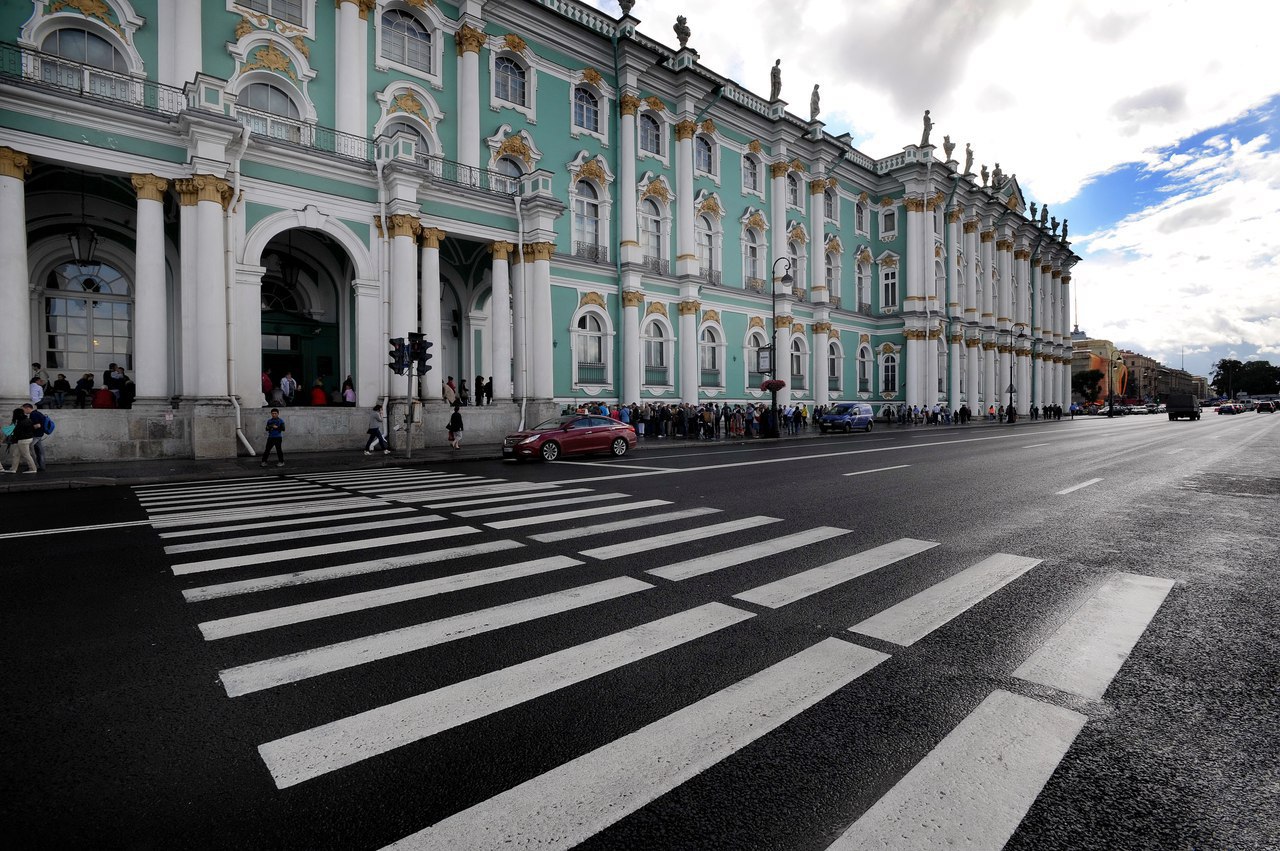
left=260, top=408, right=285, bottom=467
left=2, top=407, right=38, bottom=474
left=446, top=403, right=464, bottom=449
left=364, top=404, right=389, bottom=454
left=23, top=403, right=50, bottom=472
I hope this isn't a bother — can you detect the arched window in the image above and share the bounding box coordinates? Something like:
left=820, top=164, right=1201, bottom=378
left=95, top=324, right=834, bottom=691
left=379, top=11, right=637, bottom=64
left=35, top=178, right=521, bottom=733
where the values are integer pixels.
left=494, top=56, right=527, bottom=106
left=790, top=337, right=807, bottom=391
left=857, top=345, right=872, bottom=392
left=494, top=156, right=523, bottom=193
left=573, top=181, right=600, bottom=250
left=575, top=313, right=605, bottom=384
left=743, top=227, right=763, bottom=285
left=639, top=113, right=661, bottom=154
left=381, top=10, right=431, bottom=72
left=385, top=119, right=431, bottom=156
left=855, top=201, right=867, bottom=233
left=825, top=252, right=838, bottom=289
left=828, top=341, right=843, bottom=392
left=41, top=27, right=129, bottom=99
left=643, top=318, right=671, bottom=386
left=787, top=240, right=804, bottom=290
left=742, top=156, right=759, bottom=192
left=824, top=189, right=837, bottom=222
left=573, top=87, right=599, bottom=132
left=787, top=173, right=801, bottom=208
left=746, top=329, right=769, bottom=385
left=882, top=353, right=898, bottom=394
left=856, top=261, right=870, bottom=310
left=240, top=81, right=302, bottom=141
left=43, top=261, right=132, bottom=373
left=699, top=327, right=723, bottom=387
left=695, top=136, right=714, bottom=174
left=696, top=214, right=717, bottom=282
left=640, top=198, right=663, bottom=269
left=881, top=208, right=897, bottom=236
left=882, top=265, right=898, bottom=308
left=934, top=259, right=945, bottom=301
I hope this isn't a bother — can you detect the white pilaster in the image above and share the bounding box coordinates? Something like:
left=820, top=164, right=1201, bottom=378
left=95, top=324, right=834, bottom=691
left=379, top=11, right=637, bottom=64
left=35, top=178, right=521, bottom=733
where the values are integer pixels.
left=176, top=184, right=198, bottom=395
left=674, top=120, right=697, bottom=277
left=511, top=255, right=528, bottom=399
left=488, top=241, right=514, bottom=402
left=0, top=148, right=30, bottom=399
left=419, top=227, right=445, bottom=397
left=618, top=96, right=640, bottom=265
left=529, top=243, right=554, bottom=399
left=455, top=24, right=484, bottom=169
left=808, top=179, right=823, bottom=296
left=170, top=0, right=202, bottom=87
left=621, top=289, right=642, bottom=405
left=813, top=323, right=830, bottom=407
left=678, top=300, right=698, bottom=405
left=131, top=174, right=169, bottom=398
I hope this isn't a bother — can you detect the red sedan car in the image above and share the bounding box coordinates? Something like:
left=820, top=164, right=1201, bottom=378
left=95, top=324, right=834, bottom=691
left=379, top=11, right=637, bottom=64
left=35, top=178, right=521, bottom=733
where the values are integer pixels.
left=503, top=414, right=637, bottom=461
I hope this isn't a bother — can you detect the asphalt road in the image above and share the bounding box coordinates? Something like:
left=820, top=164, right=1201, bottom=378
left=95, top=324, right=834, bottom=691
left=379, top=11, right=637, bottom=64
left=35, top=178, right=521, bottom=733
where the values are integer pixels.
left=2, top=413, right=1277, bottom=850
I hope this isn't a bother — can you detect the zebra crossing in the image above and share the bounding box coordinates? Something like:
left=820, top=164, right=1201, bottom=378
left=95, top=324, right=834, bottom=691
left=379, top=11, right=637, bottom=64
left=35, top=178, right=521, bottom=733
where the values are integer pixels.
left=132, top=467, right=1176, bottom=849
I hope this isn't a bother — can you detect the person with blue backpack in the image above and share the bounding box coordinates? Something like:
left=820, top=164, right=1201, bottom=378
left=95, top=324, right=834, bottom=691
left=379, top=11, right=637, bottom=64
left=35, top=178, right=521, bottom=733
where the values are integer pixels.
left=23, top=403, right=52, bottom=472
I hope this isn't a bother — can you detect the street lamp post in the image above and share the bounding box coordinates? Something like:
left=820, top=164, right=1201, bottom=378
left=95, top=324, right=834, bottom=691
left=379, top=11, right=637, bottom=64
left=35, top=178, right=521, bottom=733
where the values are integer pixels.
left=1108, top=352, right=1123, bottom=417
left=1007, top=329, right=1026, bottom=423
left=766, top=257, right=794, bottom=439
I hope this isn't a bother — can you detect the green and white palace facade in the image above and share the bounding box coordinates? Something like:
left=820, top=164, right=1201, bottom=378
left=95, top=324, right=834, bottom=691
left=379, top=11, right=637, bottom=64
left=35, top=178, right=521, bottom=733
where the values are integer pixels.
left=0, top=0, right=1078, bottom=459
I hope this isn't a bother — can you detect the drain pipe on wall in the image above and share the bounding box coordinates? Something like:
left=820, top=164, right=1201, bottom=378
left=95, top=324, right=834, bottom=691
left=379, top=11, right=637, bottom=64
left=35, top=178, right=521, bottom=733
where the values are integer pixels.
left=375, top=150, right=392, bottom=429
left=515, top=194, right=527, bottom=430
left=225, top=126, right=257, bottom=456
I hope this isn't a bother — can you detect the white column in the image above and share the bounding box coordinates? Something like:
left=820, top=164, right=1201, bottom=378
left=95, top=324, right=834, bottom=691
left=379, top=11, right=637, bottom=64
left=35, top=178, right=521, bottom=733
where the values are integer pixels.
left=769, top=162, right=788, bottom=288
left=175, top=183, right=198, bottom=394
left=618, top=96, right=640, bottom=265
left=995, top=236, right=1013, bottom=412
left=963, top=220, right=979, bottom=325
left=388, top=214, right=419, bottom=400
left=813, top=323, right=830, bottom=406
left=530, top=243, right=554, bottom=399
left=419, top=226, right=445, bottom=398
left=965, top=338, right=980, bottom=409
left=334, top=0, right=369, bottom=137
left=948, top=331, right=962, bottom=410
left=455, top=25, right=484, bottom=169
left=131, top=174, right=169, bottom=398
left=353, top=277, right=381, bottom=410
left=511, top=252, right=528, bottom=399
left=983, top=337, right=997, bottom=415
left=231, top=263, right=265, bottom=407
left=678, top=300, right=698, bottom=404
left=621, top=289, right=642, bottom=405
left=808, top=179, right=823, bottom=296
left=1060, top=272, right=1072, bottom=405
left=674, top=120, right=697, bottom=277
left=488, top=241, right=514, bottom=402
left=925, top=330, right=939, bottom=406
left=0, top=148, right=30, bottom=399
left=189, top=175, right=229, bottom=397
left=167, top=0, right=201, bottom=87
left=774, top=311, right=792, bottom=408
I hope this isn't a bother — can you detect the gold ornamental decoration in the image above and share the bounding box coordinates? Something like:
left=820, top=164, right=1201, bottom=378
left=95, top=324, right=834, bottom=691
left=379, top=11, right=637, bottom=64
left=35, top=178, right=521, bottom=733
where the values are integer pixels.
left=773, top=315, right=793, bottom=330
left=813, top=322, right=832, bottom=335
left=0, top=147, right=32, bottom=180
left=700, top=119, right=716, bottom=134
left=488, top=241, right=514, bottom=261
left=792, top=322, right=805, bottom=335
left=748, top=140, right=762, bottom=154
left=174, top=179, right=200, bottom=207
left=829, top=328, right=840, bottom=340
left=810, top=179, right=825, bottom=195
left=1041, top=263, right=1053, bottom=273
left=770, top=162, right=790, bottom=179
left=934, top=244, right=943, bottom=258
left=790, top=159, right=805, bottom=172
left=748, top=316, right=764, bottom=330
left=702, top=309, right=721, bottom=323
left=880, top=343, right=896, bottom=354
left=1061, top=274, right=1071, bottom=284
left=245, top=44, right=297, bottom=81
left=621, top=290, right=645, bottom=308
left=646, top=302, right=668, bottom=318
left=948, top=209, right=963, bottom=223
left=389, top=92, right=429, bottom=124
left=50, top=0, right=124, bottom=37
left=1014, top=248, right=1030, bottom=260
left=387, top=214, right=421, bottom=239
left=789, top=226, right=807, bottom=244
left=419, top=226, right=447, bottom=248
left=980, top=230, right=995, bottom=243
left=826, top=177, right=838, bottom=190
left=675, top=119, right=698, bottom=141
left=642, top=179, right=670, bottom=203
left=291, top=36, right=310, bottom=59
left=880, top=196, right=894, bottom=207
left=503, top=33, right=528, bottom=53
left=858, top=191, right=870, bottom=203
left=235, top=17, right=254, bottom=39
left=644, top=96, right=666, bottom=112
left=746, top=211, right=766, bottom=231
left=620, top=94, right=640, bottom=116
left=963, top=219, right=979, bottom=233
left=1051, top=270, right=1062, bottom=279
left=496, top=134, right=533, bottom=167
left=904, top=197, right=926, bottom=213
left=575, top=159, right=607, bottom=185
left=455, top=24, right=486, bottom=55
left=190, top=174, right=232, bottom=208
left=697, top=195, right=723, bottom=218
left=827, top=236, right=843, bottom=255
left=995, top=239, right=1014, bottom=252
left=130, top=173, right=169, bottom=202
left=581, top=67, right=602, bottom=86
left=857, top=246, right=872, bottom=263
left=579, top=291, right=606, bottom=309
left=880, top=255, right=898, bottom=268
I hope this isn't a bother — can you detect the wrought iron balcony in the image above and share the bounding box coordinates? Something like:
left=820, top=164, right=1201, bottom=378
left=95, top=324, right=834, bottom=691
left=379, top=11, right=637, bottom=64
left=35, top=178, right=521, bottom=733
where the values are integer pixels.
left=829, top=377, right=841, bottom=391
left=574, top=242, right=609, bottom=264
left=644, top=366, right=669, bottom=385
left=237, top=107, right=374, bottom=161
left=701, top=267, right=722, bottom=286
left=642, top=255, right=669, bottom=275
left=420, top=155, right=520, bottom=195
left=700, top=369, right=722, bottom=387
left=746, top=277, right=765, bottom=293
left=858, top=301, right=873, bottom=315
left=1, top=41, right=185, bottom=116
left=858, top=378, right=870, bottom=393
left=790, top=375, right=807, bottom=391
left=577, top=363, right=607, bottom=384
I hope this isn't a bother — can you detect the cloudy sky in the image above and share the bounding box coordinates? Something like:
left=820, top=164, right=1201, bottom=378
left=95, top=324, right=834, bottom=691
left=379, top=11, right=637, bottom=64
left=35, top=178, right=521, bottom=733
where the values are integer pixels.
left=588, top=0, right=1280, bottom=381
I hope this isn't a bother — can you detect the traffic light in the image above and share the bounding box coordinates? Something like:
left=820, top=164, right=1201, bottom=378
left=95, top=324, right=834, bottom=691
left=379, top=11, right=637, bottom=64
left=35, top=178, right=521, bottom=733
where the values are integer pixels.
left=408, top=332, right=433, bottom=374
left=388, top=337, right=408, bottom=375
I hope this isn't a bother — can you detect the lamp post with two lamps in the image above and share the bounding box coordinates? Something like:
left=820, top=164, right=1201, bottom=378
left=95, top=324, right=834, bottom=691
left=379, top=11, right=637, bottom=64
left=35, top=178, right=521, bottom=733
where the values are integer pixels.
left=759, top=257, right=794, bottom=439
left=1005, top=329, right=1027, bottom=423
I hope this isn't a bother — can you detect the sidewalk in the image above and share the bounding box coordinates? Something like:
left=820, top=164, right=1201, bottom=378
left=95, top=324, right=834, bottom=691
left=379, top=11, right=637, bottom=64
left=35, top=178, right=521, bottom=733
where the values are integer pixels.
left=0, top=414, right=1066, bottom=493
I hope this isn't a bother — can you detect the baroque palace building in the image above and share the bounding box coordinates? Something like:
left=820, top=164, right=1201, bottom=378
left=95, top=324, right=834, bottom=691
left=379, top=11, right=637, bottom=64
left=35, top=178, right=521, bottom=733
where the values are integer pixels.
left=0, top=0, right=1078, bottom=459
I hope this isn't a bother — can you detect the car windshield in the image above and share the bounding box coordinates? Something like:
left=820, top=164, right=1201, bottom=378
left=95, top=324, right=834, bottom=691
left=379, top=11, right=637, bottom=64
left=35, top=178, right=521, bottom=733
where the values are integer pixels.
left=531, top=416, right=579, bottom=430
left=831, top=406, right=856, bottom=415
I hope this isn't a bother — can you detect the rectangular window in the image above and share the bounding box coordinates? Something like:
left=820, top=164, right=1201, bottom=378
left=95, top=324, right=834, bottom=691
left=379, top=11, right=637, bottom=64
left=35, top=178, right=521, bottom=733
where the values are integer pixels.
left=244, top=0, right=303, bottom=25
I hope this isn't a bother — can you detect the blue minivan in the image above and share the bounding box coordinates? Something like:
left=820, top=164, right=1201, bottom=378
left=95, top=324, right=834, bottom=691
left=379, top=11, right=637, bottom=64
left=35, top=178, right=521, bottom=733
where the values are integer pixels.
left=819, top=402, right=875, bottom=433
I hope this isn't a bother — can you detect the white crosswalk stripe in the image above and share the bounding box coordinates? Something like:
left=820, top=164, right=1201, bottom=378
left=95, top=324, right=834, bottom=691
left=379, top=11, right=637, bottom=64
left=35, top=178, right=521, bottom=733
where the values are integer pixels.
left=422, top=486, right=594, bottom=509
left=158, top=506, right=413, bottom=538
left=580, top=515, right=782, bottom=559
left=150, top=497, right=385, bottom=528
left=734, top=538, right=939, bottom=609
left=529, top=507, right=721, bottom=543
left=484, top=499, right=672, bottom=530
left=648, top=526, right=851, bottom=581
left=453, top=491, right=629, bottom=517
left=162, top=515, right=442, bottom=555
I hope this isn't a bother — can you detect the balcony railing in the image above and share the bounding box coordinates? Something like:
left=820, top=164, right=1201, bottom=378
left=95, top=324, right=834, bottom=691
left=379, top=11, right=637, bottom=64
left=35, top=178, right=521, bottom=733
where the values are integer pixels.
left=792, top=286, right=807, bottom=301
left=701, top=267, right=722, bottom=286
left=790, top=375, right=806, bottom=390
left=642, top=255, right=669, bottom=275
left=644, top=366, right=669, bottom=385
left=748, top=371, right=767, bottom=387
left=746, top=277, right=765, bottom=293
left=829, top=295, right=841, bottom=309
left=238, top=108, right=374, bottom=161
left=420, top=155, right=520, bottom=194
left=858, top=301, right=873, bottom=315
left=858, top=378, right=870, bottom=393
left=574, top=242, right=609, bottom=264
left=829, top=377, right=841, bottom=391
left=1, top=41, right=186, bottom=116
left=577, top=363, right=607, bottom=384
left=700, top=369, right=722, bottom=387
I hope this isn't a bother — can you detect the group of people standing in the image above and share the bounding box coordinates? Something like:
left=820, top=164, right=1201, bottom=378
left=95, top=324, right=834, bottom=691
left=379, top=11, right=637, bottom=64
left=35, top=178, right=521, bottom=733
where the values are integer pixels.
left=261, top=368, right=356, bottom=408
left=442, top=375, right=493, bottom=407
left=28, top=362, right=132, bottom=409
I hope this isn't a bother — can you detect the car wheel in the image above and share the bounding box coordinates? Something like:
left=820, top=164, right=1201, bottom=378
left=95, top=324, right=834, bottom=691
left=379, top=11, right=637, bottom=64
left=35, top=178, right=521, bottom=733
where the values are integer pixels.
left=540, top=441, right=561, bottom=462
left=610, top=437, right=629, bottom=457
left=865, top=421, right=873, bottom=432
left=844, top=424, right=852, bottom=433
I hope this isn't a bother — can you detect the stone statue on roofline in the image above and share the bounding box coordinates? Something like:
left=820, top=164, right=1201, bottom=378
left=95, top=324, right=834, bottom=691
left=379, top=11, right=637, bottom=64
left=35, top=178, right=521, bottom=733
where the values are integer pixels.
left=963, top=143, right=973, bottom=176
left=770, top=59, right=781, bottom=102
left=1030, top=202, right=1038, bottom=221
left=991, top=162, right=1004, bottom=188
left=1050, top=216, right=1059, bottom=235
left=921, top=109, right=932, bottom=146
left=619, top=0, right=635, bottom=15
left=942, top=135, right=955, bottom=161
left=1040, top=204, right=1049, bottom=226
left=980, top=164, right=989, bottom=187
left=674, top=16, right=690, bottom=49
left=1061, top=219, right=1068, bottom=240
left=810, top=84, right=820, bottom=121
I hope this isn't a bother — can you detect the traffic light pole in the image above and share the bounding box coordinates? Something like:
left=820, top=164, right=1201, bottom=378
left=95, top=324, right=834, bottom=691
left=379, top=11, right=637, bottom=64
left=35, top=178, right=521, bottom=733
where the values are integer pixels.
left=405, top=366, right=417, bottom=459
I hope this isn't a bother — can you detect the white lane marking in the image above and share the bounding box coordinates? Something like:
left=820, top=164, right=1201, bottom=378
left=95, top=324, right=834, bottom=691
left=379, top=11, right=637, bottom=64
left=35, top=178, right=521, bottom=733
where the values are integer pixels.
left=555, top=461, right=675, bottom=471
left=199, top=556, right=582, bottom=640
left=135, top=476, right=260, bottom=489
left=353, top=476, right=494, bottom=493
left=734, top=538, right=939, bottom=609
left=385, top=637, right=889, bottom=851
left=144, top=492, right=338, bottom=514
left=485, top=499, right=673, bottom=530
left=137, top=485, right=323, bottom=506
left=399, top=482, right=560, bottom=501
left=580, top=516, right=782, bottom=560
left=151, top=498, right=383, bottom=528
left=553, top=433, right=1020, bottom=486
left=258, top=601, right=753, bottom=788
left=848, top=553, right=1041, bottom=646
left=163, top=516, right=442, bottom=555
left=0, top=519, right=157, bottom=539
left=181, top=540, right=523, bottom=602
left=1167, top=448, right=1187, bottom=453
left=219, top=576, right=653, bottom=695
left=828, top=689, right=1086, bottom=851
left=1023, top=443, right=1050, bottom=448
left=295, top=470, right=421, bottom=480
left=842, top=464, right=910, bottom=477
left=456, top=492, right=630, bottom=518
left=529, top=507, right=722, bottom=543
left=171, top=524, right=468, bottom=576
left=1056, top=477, right=1103, bottom=495
left=1013, top=572, right=1175, bottom=700
left=423, top=487, right=593, bottom=510
left=159, top=507, right=413, bottom=539
left=649, top=527, right=851, bottom=582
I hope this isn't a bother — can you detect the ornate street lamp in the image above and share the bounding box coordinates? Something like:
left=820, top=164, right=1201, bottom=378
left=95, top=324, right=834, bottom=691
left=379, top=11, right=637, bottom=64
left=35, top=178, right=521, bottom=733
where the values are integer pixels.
left=764, top=256, right=794, bottom=438
left=1108, top=352, right=1123, bottom=417
left=1007, top=328, right=1027, bottom=422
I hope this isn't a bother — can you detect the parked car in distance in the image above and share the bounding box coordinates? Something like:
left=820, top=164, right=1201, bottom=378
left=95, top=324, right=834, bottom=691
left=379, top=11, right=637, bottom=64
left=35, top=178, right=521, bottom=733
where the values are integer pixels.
left=1097, top=405, right=1126, bottom=416
left=1256, top=400, right=1276, bottom=413
left=819, top=402, right=875, bottom=433
left=503, top=414, right=636, bottom=461
left=1128, top=405, right=1149, bottom=415
left=1165, top=393, right=1201, bottom=421
left=1216, top=403, right=1244, bottom=415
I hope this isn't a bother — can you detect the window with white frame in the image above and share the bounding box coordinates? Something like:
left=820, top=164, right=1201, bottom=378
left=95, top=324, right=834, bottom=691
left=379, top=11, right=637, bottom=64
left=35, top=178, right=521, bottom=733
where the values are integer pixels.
left=639, top=113, right=661, bottom=155
left=934, top=258, right=945, bottom=301
left=494, top=56, right=527, bottom=106
left=742, top=155, right=760, bottom=193
left=882, top=265, right=898, bottom=307
left=881, top=207, right=897, bottom=238
left=242, top=0, right=303, bottom=26
left=695, top=135, right=715, bottom=175
left=787, top=173, right=801, bottom=209
left=746, top=329, right=769, bottom=384
left=743, top=227, right=763, bottom=285
left=640, top=198, right=663, bottom=269
left=937, top=339, right=946, bottom=393
left=855, top=200, right=867, bottom=234
left=787, top=240, right=804, bottom=290
left=959, top=347, right=967, bottom=395
left=643, top=318, right=671, bottom=385
left=825, top=252, right=840, bottom=291
left=882, top=352, right=898, bottom=394
left=380, top=10, right=431, bottom=72
left=790, top=337, right=808, bottom=390
left=699, top=326, right=723, bottom=386
left=494, top=156, right=523, bottom=193
left=39, top=27, right=132, bottom=100
left=697, top=214, right=720, bottom=283
left=857, top=344, right=872, bottom=392
left=575, top=312, right=607, bottom=385
left=573, top=87, right=599, bottom=132
left=573, top=181, right=600, bottom=250
left=856, top=260, right=870, bottom=309
left=828, top=340, right=843, bottom=391
left=824, top=188, right=837, bottom=222
left=239, top=81, right=303, bottom=142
